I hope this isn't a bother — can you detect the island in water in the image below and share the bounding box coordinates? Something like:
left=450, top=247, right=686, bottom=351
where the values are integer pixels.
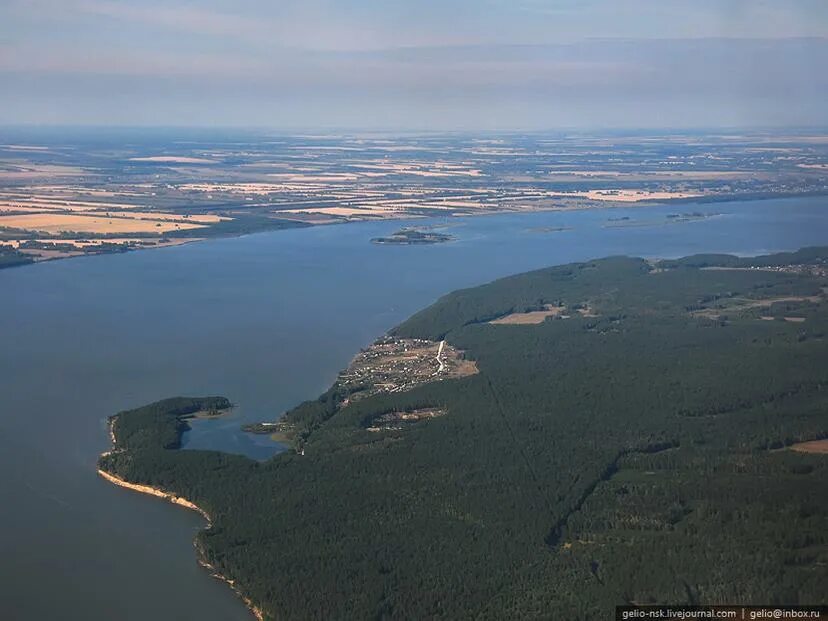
left=527, top=225, right=573, bottom=233
left=99, top=247, right=828, bottom=620
left=371, top=227, right=455, bottom=245
left=604, top=211, right=720, bottom=229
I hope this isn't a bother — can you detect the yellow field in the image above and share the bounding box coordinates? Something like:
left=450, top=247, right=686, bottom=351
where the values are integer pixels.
left=790, top=439, right=828, bottom=454
left=103, top=211, right=227, bottom=223
left=490, top=305, right=566, bottom=325
left=0, top=199, right=147, bottom=211
left=0, top=213, right=205, bottom=234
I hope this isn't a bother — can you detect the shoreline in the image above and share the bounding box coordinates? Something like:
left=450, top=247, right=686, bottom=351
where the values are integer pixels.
left=4, top=191, right=821, bottom=273
left=97, top=424, right=265, bottom=621
left=95, top=468, right=212, bottom=523
left=0, top=236, right=204, bottom=271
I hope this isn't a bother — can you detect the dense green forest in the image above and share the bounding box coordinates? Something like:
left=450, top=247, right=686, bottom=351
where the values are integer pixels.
left=99, top=248, right=828, bottom=620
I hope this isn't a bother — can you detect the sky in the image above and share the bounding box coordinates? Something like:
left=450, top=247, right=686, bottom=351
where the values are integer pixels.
left=1, top=0, right=827, bottom=130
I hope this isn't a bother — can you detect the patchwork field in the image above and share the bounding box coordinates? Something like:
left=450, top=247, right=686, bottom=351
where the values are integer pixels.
left=1, top=130, right=826, bottom=266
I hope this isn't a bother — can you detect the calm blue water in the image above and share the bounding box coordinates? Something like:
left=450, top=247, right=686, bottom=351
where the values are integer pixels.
left=1, top=197, right=826, bottom=620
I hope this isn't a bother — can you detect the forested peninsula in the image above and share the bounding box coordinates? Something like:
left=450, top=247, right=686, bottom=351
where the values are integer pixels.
left=99, top=248, right=828, bottom=620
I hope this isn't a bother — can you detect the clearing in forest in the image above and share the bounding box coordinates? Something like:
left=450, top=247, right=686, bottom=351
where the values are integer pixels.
left=790, top=439, right=828, bottom=454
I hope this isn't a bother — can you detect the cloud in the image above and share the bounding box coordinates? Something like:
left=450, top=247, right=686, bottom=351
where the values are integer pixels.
left=74, top=0, right=264, bottom=37
left=6, top=0, right=459, bottom=51
left=8, top=0, right=276, bottom=42
left=3, top=37, right=825, bottom=99
left=1, top=0, right=827, bottom=127
left=506, top=0, right=828, bottom=39
left=0, top=46, right=270, bottom=77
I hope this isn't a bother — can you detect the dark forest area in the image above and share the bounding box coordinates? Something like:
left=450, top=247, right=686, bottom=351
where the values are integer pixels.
left=100, top=248, right=828, bottom=620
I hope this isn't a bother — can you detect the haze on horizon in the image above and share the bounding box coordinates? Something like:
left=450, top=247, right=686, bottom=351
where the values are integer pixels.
left=1, top=0, right=827, bottom=130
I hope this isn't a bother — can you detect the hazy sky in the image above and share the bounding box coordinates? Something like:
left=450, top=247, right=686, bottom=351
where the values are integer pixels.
left=1, top=0, right=827, bottom=129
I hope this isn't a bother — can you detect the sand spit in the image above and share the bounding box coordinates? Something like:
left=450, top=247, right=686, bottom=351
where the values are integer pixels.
left=98, top=426, right=264, bottom=620
left=96, top=469, right=209, bottom=521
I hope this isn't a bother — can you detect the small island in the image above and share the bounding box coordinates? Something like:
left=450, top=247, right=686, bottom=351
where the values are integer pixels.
left=666, top=211, right=720, bottom=222
left=604, top=211, right=721, bottom=229
left=527, top=225, right=572, bottom=234
left=371, top=227, right=455, bottom=245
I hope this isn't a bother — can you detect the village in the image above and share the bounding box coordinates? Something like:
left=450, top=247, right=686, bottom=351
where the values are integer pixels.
left=336, top=336, right=478, bottom=404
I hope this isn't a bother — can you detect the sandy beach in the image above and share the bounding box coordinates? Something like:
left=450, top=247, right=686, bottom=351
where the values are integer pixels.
left=97, top=428, right=265, bottom=621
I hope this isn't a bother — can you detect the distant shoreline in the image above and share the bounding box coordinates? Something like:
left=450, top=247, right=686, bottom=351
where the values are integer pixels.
left=0, top=236, right=204, bottom=271
left=97, top=425, right=265, bottom=621
left=4, top=192, right=827, bottom=273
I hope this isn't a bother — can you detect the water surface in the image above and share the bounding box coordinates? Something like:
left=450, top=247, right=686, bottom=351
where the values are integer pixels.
left=1, top=197, right=826, bottom=620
